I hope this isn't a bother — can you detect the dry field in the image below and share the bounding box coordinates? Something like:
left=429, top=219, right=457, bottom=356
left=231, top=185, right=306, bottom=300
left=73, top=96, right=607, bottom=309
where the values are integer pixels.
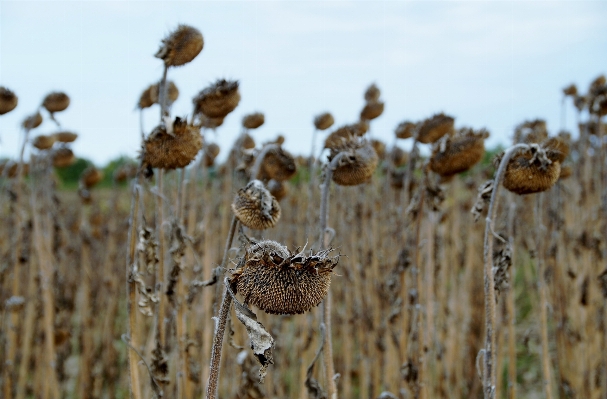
left=1, top=25, right=606, bottom=399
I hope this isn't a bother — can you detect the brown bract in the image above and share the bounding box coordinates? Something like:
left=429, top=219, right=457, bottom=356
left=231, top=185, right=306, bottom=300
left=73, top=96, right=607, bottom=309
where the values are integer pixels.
left=42, top=92, right=70, bottom=113
left=360, top=101, right=384, bottom=121
left=0, top=87, right=18, bottom=115
left=193, top=79, right=240, bottom=119
left=559, top=164, right=572, bottom=180
left=229, top=240, right=339, bottom=315
left=261, top=146, right=297, bottom=181
left=53, top=131, right=78, bottom=143
left=395, top=121, right=416, bottom=139
left=32, top=135, right=57, bottom=150
left=429, top=128, right=488, bottom=177
left=138, top=85, right=156, bottom=109
left=314, top=112, right=334, bottom=130
left=329, top=138, right=379, bottom=186
left=22, top=112, right=43, bottom=129
left=52, top=148, right=75, bottom=168
left=142, top=117, right=202, bottom=169
left=364, top=83, right=381, bottom=102
left=232, top=180, right=281, bottom=230
left=417, top=113, right=455, bottom=144
left=155, top=25, right=203, bottom=67
left=501, top=145, right=561, bottom=195
left=243, top=113, right=265, bottom=129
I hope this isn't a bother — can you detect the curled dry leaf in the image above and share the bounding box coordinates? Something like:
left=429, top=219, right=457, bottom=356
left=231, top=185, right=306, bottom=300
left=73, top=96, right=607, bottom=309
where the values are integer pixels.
left=226, top=282, right=274, bottom=383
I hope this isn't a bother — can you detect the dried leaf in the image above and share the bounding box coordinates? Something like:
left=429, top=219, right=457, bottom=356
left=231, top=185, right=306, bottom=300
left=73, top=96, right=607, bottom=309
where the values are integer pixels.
left=226, top=281, right=274, bottom=382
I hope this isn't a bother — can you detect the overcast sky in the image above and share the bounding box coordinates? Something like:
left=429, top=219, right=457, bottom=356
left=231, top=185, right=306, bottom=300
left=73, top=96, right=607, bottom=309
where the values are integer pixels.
left=1, top=0, right=606, bottom=165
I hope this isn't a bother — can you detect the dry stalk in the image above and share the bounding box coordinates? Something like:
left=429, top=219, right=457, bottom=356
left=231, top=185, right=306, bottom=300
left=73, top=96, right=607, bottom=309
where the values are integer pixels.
left=535, top=194, right=554, bottom=399
left=482, top=143, right=529, bottom=399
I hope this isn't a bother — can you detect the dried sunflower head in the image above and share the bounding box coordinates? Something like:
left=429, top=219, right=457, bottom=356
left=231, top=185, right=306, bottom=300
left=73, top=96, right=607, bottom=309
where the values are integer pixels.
left=193, top=79, right=241, bottom=119
left=32, top=134, right=57, bottom=150
left=203, top=143, right=220, bottom=167
left=150, top=81, right=179, bottom=107
left=22, top=112, right=43, bottom=129
left=360, top=101, right=384, bottom=121
left=429, top=128, right=488, bottom=177
left=562, top=84, right=577, bottom=97
left=138, top=84, right=156, bottom=109
left=42, top=92, right=70, bottom=114
left=501, top=144, right=561, bottom=195
left=370, top=139, right=386, bottom=159
left=142, top=117, right=202, bottom=170
left=329, top=137, right=378, bottom=186
left=155, top=24, right=203, bottom=67
left=243, top=112, right=265, bottom=129
left=80, top=167, right=103, bottom=189
left=0, top=87, right=18, bottom=115
left=390, top=146, right=408, bottom=167
left=417, top=113, right=454, bottom=144
left=260, top=146, right=296, bottom=181
left=542, top=136, right=569, bottom=163
left=229, top=240, right=339, bottom=315
left=232, top=180, right=281, bottom=230
left=267, top=179, right=288, bottom=202
left=395, top=121, right=416, bottom=140
left=314, top=112, right=334, bottom=130
left=53, top=131, right=78, bottom=143
left=513, top=119, right=548, bottom=144
left=364, top=83, right=381, bottom=102
left=52, top=148, right=75, bottom=168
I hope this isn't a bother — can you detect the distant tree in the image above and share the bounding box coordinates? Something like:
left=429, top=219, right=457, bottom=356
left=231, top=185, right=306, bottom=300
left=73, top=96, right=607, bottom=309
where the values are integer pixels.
left=54, top=158, right=92, bottom=188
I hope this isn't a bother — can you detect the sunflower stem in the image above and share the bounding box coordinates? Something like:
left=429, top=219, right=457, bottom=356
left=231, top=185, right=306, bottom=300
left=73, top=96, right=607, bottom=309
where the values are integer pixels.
left=482, top=143, right=529, bottom=399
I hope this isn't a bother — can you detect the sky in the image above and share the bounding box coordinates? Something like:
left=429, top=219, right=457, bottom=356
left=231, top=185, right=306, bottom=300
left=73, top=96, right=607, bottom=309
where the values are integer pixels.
left=0, top=0, right=606, bottom=165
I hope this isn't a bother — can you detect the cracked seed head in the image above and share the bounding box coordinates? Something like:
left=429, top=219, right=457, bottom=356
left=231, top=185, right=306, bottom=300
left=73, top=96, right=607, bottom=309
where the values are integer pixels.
left=243, top=112, right=265, bottom=129
left=0, top=87, right=18, bottom=115
left=155, top=25, right=203, bottom=67
left=501, top=144, right=561, bottom=195
left=417, top=113, right=454, bottom=144
left=329, top=138, right=379, bottom=186
left=360, top=101, right=384, bottom=120
left=232, top=180, right=281, bottom=230
left=42, top=92, right=70, bottom=113
left=261, top=146, right=297, bottom=181
left=429, top=128, right=488, bottom=176
left=32, top=134, right=57, bottom=150
left=142, top=117, right=202, bottom=170
left=314, top=112, right=334, bottom=130
left=193, top=79, right=241, bottom=119
left=230, top=240, right=339, bottom=315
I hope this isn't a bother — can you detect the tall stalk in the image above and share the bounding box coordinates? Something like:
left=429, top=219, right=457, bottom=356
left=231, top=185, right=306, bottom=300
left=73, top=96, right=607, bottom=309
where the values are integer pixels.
left=506, top=200, right=517, bottom=399
left=482, top=143, right=529, bottom=399
left=317, top=152, right=345, bottom=399
left=535, top=194, right=554, bottom=399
